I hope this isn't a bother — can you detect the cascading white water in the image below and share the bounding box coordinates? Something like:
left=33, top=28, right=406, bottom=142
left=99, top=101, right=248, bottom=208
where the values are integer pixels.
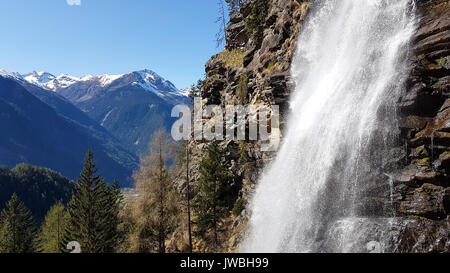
left=244, top=0, right=416, bottom=253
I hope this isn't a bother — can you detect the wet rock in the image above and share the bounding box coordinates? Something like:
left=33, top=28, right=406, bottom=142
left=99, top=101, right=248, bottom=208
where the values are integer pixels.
left=411, top=145, right=429, bottom=159
left=393, top=167, right=420, bottom=187
left=398, top=83, right=445, bottom=116
left=416, top=106, right=450, bottom=136
left=399, top=183, right=448, bottom=219
left=439, top=152, right=450, bottom=173
left=413, top=29, right=450, bottom=56
left=433, top=76, right=450, bottom=95
left=391, top=216, right=450, bottom=253
left=399, top=115, right=430, bottom=130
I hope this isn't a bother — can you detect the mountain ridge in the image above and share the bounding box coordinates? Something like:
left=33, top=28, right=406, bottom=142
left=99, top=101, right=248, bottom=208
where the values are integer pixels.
left=3, top=69, right=185, bottom=97
left=0, top=75, right=138, bottom=187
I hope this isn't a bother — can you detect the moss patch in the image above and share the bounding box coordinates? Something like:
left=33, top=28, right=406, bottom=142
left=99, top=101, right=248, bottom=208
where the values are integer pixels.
left=420, top=157, right=430, bottom=164
left=232, top=198, right=247, bottom=217
left=263, top=61, right=286, bottom=76
left=440, top=151, right=450, bottom=159
left=409, top=215, right=433, bottom=222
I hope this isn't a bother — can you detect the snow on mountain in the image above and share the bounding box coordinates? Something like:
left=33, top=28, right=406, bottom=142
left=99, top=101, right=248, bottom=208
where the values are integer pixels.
left=13, top=68, right=186, bottom=99
left=128, top=69, right=185, bottom=101
left=133, top=69, right=178, bottom=93
left=21, top=71, right=124, bottom=91
left=0, top=69, right=24, bottom=81
left=1, top=68, right=190, bottom=158
left=23, top=71, right=56, bottom=86
left=179, top=88, right=192, bottom=97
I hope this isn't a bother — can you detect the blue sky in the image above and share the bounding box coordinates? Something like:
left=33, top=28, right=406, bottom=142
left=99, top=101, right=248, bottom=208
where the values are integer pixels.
left=0, top=0, right=226, bottom=88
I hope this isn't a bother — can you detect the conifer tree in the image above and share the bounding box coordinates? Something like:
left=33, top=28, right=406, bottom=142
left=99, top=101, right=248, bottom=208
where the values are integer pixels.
left=0, top=193, right=36, bottom=253
left=99, top=179, right=122, bottom=252
left=132, top=130, right=180, bottom=253
left=63, top=149, right=121, bottom=253
left=193, top=141, right=231, bottom=245
left=36, top=201, right=69, bottom=253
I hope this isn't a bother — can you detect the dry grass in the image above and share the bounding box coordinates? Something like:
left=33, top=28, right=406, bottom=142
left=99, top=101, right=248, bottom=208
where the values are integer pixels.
left=217, top=49, right=247, bottom=68
left=263, top=61, right=286, bottom=76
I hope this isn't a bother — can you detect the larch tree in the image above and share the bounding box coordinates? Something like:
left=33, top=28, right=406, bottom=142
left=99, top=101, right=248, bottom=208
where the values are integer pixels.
left=36, top=201, right=69, bottom=253
left=131, top=130, right=180, bottom=253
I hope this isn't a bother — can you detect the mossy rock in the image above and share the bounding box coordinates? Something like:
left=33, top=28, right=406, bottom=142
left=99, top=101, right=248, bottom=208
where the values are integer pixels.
left=419, top=157, right=430, bottom=165
left=232, top=198, right=247, bottom=217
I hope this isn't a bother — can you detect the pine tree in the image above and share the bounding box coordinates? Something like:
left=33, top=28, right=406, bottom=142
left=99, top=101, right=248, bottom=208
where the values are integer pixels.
left=0, top=193, right=37, bottom=253
left=131, top=130, right=180, bottom=253
left=63, top=149, right=121, bottom=253
left=99, top=179, right=122, bottom=252
left=193, top=141, right=231, bottom=245
left=36, top=201, right=69, bottom=253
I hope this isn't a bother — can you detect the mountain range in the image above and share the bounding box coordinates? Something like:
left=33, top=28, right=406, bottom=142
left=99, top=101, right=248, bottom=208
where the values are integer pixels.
left=0, top=68, right=189, bottom=186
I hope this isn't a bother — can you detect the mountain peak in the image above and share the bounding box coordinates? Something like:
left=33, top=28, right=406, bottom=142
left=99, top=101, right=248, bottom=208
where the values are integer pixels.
left=0, top=69, right=23, bottom=80
left=23, top=71, right=56, bottom=86
left=1, top=68, right=186, bottom=98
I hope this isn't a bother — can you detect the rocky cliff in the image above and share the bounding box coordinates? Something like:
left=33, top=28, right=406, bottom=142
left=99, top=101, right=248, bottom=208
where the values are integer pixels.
left=391, top=0, right=450, bottom=252
left=176, top=0, right=449, bottom=253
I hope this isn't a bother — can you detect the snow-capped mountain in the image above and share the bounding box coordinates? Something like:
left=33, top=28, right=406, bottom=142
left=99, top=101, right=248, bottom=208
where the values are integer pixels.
left=17, top=69, right=185, bottom=102
left=22, top=72, right=123, bottom=91
left=0, top=69, right=23, bottom=81
left=179, top=88, right=192, bottom=97
left=0, top=76, right=138, bottom=186
left=23, top=71, right=56, bottom=86
left=1, top=68, right=190, bottom=156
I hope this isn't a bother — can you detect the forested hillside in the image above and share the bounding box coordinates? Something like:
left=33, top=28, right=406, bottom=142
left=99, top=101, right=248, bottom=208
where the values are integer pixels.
left=0, top=164, right=74, bottom=221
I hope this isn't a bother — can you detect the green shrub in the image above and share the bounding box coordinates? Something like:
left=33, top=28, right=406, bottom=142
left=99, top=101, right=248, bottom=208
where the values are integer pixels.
left=232, top=198, right=247, bottom=217
left=246, top=0, right=270, bottom=46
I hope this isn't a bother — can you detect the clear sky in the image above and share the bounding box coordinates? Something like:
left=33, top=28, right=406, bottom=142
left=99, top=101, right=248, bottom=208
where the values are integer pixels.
left=0, top=0, right=225, bottom=88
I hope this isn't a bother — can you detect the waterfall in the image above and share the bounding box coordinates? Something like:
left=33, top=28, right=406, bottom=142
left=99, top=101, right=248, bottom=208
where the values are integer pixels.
left=244, top=0, right=416, bottom=253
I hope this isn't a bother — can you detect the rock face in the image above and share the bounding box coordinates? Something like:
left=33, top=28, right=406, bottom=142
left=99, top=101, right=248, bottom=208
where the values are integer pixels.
left=182, top=0, right=449, bottom=253
left=391, top=0, right=450, bottom=252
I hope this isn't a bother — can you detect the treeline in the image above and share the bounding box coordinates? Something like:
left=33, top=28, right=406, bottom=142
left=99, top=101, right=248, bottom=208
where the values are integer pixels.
left=0, top=150, right=122, bottom=253
left=0, top=130, right=241, bottom=253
